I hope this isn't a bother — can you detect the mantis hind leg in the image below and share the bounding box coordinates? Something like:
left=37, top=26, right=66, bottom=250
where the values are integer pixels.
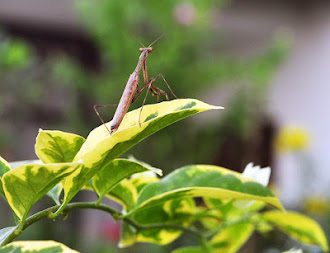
left=152, top=74, right=179, bottom=100
left=137, top=74, right=179, bottom=127
left=131, top=83, right=159, bottom=104
left=138, top=74, right=176, bottom=126
left=138, top=82, right=153, bottom=127
left=94, top=104, right=118, bottom=134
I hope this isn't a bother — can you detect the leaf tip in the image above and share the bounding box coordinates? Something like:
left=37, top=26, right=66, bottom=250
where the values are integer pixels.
left=152, top=168, right=163, bottom=176
left=276, top=201, right=286, bottom=212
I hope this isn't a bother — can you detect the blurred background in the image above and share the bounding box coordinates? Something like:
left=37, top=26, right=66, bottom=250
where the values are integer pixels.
left=0, top=0, right=329, bottom=252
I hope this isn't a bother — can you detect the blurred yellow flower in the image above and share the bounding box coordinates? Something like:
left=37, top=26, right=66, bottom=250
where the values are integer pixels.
left=274, top=126, right=310, bottom=153
left=303, top=197, right=329, bottom=215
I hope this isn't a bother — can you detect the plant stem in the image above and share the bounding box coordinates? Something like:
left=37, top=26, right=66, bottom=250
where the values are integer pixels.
left=2, top=201, right=208, bottom=249
left=199, top=236, right=212, bottom=252
left=1, top=202, right=119, bottom=246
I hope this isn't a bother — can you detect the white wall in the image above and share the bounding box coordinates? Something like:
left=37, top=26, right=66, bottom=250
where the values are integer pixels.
left=268, top=6, right=330, bottom=206
left=218, top=1, right=330, bottom=207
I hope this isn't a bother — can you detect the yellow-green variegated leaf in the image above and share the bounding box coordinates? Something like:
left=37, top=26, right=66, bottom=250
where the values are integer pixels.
left=8, top=161, right=64, bottom=205
left=0, top=156, right=11, bottom=199
left=74, top=99, right=222, bottom=168
left=130, top=165, right=283, bottom=216
left=130, top=171, right=160, bottom=193
left=119, top=222, right=137, bottom=248
left=121, top=198, right=195, bottom=247
left=82, top=179, right=137, bottom=212
left=2, top=162, right=82, bottom=221
left=35, top=130, right=85, bottom=163
left=204, top=198, right=266, bottom=221
left=93, top=159, right=160, bottom=204
left=210, top=222, right=254, bottom=252
left=127, top=156, right=162, bottom=176
left=46, top=184, right=63, bottom=205
left=0, top=157, right=11, bottom=176
left=54, top=164, right=94, bottom=217
left=107, top=179, right=137, bottom=211
left=0, top=240, right=79, bottom=252
left=135, top=199, right=195, bottom=245
left=262, top=211, right=329, bottom=251
left=54, top=99, right=220, bottom=217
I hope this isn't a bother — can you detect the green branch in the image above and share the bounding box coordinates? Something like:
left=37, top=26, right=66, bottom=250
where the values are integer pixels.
left=1, top=202, right=119, bottom=246
left=2, top=201, right=210, bottom=250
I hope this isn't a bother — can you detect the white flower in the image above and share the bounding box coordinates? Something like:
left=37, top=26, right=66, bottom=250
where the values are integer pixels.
left=234, top=163, right=271, bottom=209
left=242, top=162, right=271, bottom=187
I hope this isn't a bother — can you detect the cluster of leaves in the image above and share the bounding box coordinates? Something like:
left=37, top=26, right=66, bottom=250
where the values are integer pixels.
left=0, top=99, right=328, bottom=253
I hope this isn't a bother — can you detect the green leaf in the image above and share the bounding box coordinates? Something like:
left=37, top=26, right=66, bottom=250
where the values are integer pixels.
left=82, top=178, right=137, bottom=212
left=55, top=164, right=94, bottom=218
left=0, top=240, right=79, bottom=252
left=210, top=222, right=254, bottom=252
left=2, top=162, right=82, bottom=221
left=204, top=198, right=266, bottom=221
left=119, top=222, right=137, bottom=248
left=127, top=155, right=162, bottom=176
left=35, top=130, right=85, bottom=163
left=130, top=172, right=159, bottom=193
left=121, top=199, right=195, bottom=247
left=135, top=199, right=194, bottom=245
left=262, top=211, right=329, bottom=251
left=255, top=219, right=273, bottom=234
left=46, top=184, right=63, bottom=205
left=131, top=165, right=283, bottom=215
left=107, top=179, right=137, bottom=212
left=0, top=226, right=18, bottom=246
left=0, top=157, right=11, bottom=177
left=74, top=99, right=222, bottom=169
left=0, top=157, right=11, bottom=199
left=93, top=159, right=160, bottom=204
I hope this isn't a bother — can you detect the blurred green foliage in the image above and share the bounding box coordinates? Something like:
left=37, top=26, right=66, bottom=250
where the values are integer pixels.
left=0, top=32, right=57, bottom=156
left=54, top=0, right=287, bottom=169
left=0, top=37, right=31, bottom=69
left=0, top=34, right=31, bottom=150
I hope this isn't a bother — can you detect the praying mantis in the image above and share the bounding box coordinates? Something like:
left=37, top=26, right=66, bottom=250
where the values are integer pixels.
left=94, top=36, right=178, bottom=134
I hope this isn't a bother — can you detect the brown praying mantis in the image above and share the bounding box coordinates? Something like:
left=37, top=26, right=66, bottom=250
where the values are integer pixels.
left=94, top=36, right=178, bottom=135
